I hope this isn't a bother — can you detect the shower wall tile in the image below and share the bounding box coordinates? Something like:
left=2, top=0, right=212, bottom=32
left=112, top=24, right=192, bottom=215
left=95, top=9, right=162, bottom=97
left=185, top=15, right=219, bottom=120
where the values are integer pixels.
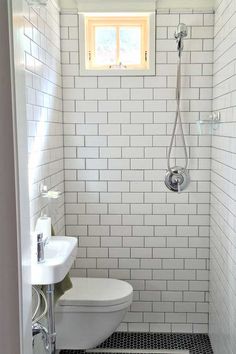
left=210, top=0, right=236, bottom=352
left=25, top=1, right=65, bottom=234
left=60, top=9, right=214, bottom=333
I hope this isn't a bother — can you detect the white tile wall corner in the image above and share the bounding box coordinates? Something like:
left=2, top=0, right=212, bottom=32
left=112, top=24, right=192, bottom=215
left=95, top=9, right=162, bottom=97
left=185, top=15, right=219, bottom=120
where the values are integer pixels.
left=25, top=0, right=65, bottom=235
left=210, top=0, right=236, bottom=352
left=60, top=9, right=214, bottom=333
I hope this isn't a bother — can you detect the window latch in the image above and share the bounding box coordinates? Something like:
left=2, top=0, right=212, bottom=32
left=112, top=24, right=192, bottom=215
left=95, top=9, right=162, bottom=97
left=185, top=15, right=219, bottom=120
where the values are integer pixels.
left=109, top=62, right=127, bottom=69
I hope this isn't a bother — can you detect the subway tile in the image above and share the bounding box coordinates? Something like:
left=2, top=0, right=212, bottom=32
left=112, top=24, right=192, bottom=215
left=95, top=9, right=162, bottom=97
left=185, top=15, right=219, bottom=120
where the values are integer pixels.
left=111, top=226, right=131, bottom=237
left=131, top=269, right=152, bottom=280
left=124, top=237, right=144, bottom=248
left=85, top=112, right=107, bottom=123
left=162, top=291, right=183, bottom=302
left=109, top=269, right=130, bottom=279
left=100, top=192, right=121, bottom=203
left=130, top=136, right=152, bottom=146
left=75, top=77, right=97, bottom=88
left=97, top=258, right=118, bottom=268
left=192, top=26, right=214, bottom=38
left=119, top=259, right=140, bottom=269
left=153, top=270, right=173, bottom=280
left=108, top=112, right=130, bottom=123
left=122, top=192, right=143, bottom=203
left=85, top=136, right=107, bottom=146
left=60, top=14, right=78, bottom=26
left=109, top=247, right=130, bottom=257
left=108, top=88, right=130, bottom=100
left=121, top=100, right=143, bottom=112
left=76, top=100, right=97, bottom=112
left=109, top=203, right=129, bottom=214
left=108, top=136, right=129, bottom=146
left=121, top=77, right=143, bottom=88
left=86, top=181, right=107, bottom=192
left=86, top=158, right=107, bottom=169
left=122, top=170, right=144, bottom=181
left=141, top=259, right=162, bottom=269
left=85, top=88, right=107, bottom=100
left=108, top=181, right=129, bottom=192
left=100, top=147, right=121, bottom=158
left=122, top=147, right=144, bottom=158
left=58, top=10, right=215, bottom=334
left=130, top=181, right=152, bottom=193
left=153, top=248, right=174, bottom=258
left=122, top=124, right=143, bottom=135
left=98, top=77, right=120, bottom=88
left=87, top=225, right=109, bottom=236
left=100, top=170, right=121, bottom=181
left=131, top=88, right=153, bottom=100
left=87, top=248, right=108, bottom=258
left=123, top=215, right=144, bottom=225
left=99, top=100, right=120, bottom=112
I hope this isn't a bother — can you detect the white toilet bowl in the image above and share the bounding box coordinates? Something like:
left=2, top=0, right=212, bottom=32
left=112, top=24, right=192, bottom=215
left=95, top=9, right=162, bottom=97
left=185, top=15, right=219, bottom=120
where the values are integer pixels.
left=55, top=277, right=133, bottom=350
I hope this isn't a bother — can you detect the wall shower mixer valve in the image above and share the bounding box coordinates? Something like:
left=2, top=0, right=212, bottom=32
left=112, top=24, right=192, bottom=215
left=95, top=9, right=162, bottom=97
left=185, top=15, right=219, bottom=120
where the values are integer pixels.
left=173, top=175, right=182, bottom=193
left=165, top=166, right=190, bottom=193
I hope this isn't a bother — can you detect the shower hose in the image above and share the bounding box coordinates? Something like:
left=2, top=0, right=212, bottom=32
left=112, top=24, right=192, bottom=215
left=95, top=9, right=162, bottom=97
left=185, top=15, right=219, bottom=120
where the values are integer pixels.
left=167, top=55, right=189, bottom=173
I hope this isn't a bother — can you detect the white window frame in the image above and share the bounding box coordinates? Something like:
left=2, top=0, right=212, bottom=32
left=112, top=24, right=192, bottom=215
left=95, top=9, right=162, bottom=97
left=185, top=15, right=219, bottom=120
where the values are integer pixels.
left=79, top=12, right=156, bottom=76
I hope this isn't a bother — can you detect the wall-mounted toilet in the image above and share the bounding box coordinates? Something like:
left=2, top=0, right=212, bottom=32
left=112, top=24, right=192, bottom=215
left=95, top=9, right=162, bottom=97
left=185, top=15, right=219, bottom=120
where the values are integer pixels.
left=55, top=277, right=133, bottom=350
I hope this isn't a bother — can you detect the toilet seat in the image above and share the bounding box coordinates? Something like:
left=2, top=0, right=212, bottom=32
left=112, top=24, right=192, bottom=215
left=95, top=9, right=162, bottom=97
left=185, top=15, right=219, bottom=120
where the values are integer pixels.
left=57, top=277, right=133, bottom=312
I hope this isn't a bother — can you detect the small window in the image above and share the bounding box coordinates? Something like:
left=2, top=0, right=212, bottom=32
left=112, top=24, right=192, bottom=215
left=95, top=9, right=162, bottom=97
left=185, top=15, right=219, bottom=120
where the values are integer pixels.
left=79, top=14, right=155, bottom=76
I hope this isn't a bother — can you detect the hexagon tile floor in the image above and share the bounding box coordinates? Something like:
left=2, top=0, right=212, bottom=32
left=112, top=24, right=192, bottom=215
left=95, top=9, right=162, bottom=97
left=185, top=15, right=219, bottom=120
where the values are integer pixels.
left=59, top=332, right=213, bottom=354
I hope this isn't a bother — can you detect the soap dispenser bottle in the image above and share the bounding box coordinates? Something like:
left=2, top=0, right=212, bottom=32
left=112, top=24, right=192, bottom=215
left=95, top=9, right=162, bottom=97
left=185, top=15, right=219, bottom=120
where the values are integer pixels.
left=35, top=215, right=51, bottom=244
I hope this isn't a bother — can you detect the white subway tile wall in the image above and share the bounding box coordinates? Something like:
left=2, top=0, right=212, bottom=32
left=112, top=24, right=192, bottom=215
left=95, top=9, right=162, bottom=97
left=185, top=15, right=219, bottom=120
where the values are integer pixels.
left=25, top=1, right=65, bottom=234
left=61, top=9, right=214, bottom=333
left=210, top=0, right=236, bottom=352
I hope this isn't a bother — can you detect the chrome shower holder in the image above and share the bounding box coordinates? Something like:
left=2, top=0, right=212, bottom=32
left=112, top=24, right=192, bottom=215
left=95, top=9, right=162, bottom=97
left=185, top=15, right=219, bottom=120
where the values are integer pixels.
left=165, top=166, right=190, bottom=193
left=196, top=111, right=221, bottom=134
left=175, top=23, right=188, bottom=57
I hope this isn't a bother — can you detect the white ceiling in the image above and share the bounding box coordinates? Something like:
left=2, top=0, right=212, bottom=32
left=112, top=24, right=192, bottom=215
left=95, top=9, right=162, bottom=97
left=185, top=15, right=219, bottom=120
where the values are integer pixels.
left=58, top=0, right=215, bottom=10
left=157, top=0, right=215, bottom=8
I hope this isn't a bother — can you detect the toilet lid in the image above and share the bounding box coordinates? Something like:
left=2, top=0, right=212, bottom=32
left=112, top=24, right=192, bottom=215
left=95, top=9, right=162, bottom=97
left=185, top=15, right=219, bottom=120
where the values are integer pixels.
left=58, top=277, right=133, bottom=307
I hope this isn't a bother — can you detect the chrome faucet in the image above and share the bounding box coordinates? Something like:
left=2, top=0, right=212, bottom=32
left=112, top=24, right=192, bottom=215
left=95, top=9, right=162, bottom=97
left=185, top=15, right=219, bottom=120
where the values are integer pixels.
left=37, top=233, right=45, bottom=263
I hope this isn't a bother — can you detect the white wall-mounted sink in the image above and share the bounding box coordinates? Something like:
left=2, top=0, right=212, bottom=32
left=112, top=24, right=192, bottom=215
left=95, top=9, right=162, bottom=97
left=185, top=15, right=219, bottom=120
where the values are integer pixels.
left=31, top=236, right=77, bottom=285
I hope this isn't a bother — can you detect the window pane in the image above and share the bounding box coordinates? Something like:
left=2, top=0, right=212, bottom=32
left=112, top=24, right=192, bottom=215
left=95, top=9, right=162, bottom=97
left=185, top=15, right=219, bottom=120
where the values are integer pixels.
left=120, top=26, right=141, bottom=65
left=95, top=27, right=116, bottom=65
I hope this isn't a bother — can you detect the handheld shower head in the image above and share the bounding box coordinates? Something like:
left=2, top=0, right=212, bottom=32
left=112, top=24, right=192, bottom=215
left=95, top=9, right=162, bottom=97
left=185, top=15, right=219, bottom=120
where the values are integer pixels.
left=175, top=23, right=188, bottom=57
left=174, top=23, right=188, bottom=39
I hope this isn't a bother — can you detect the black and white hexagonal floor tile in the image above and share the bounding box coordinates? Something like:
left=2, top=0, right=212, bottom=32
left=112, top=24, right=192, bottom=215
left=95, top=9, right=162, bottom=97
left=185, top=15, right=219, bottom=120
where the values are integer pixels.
left=59, top=332, right=213, bottom=354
